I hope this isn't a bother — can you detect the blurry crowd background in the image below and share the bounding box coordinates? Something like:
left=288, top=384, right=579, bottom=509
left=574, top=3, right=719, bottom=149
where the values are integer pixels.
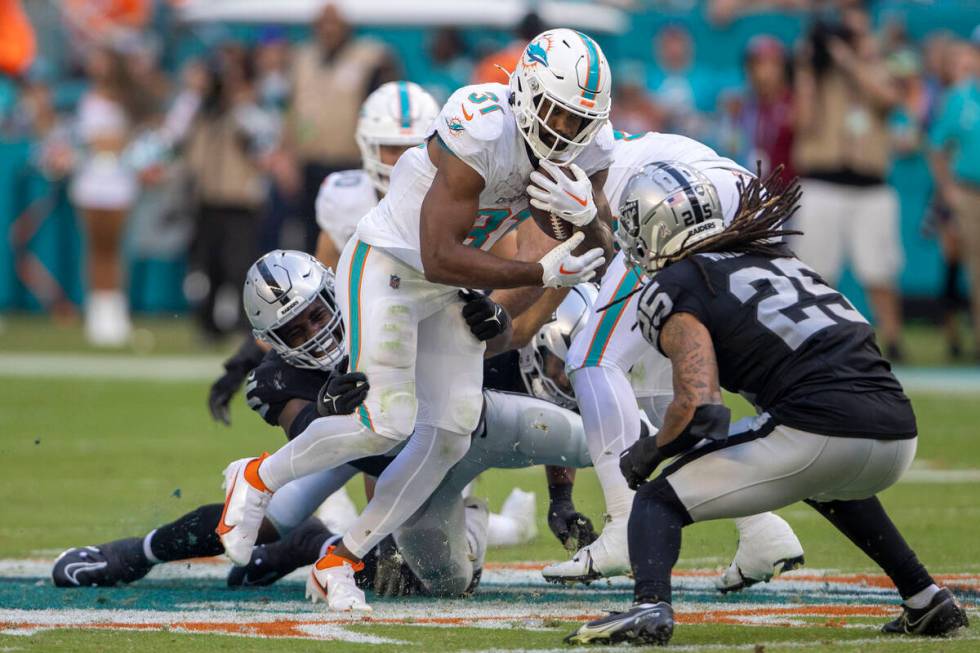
left=0, top=0, right=978, bottom=361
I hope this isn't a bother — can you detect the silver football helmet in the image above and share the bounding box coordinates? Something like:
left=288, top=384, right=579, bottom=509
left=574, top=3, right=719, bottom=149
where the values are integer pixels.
left=243, top=250, right=344, bottom=370
left=519, top=283, right=599, bottom=409
left=617, top=161, right=724, bottom=274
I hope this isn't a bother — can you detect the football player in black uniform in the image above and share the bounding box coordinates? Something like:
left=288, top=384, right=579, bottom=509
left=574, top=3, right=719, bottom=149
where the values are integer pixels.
left=568, top=164, right=969, bottom=645
left=53, top=250, right=597, bottom=595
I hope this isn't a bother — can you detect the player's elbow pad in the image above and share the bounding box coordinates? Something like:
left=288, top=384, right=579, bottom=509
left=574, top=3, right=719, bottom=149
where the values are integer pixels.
left=658, top=403, right=731, bottom=458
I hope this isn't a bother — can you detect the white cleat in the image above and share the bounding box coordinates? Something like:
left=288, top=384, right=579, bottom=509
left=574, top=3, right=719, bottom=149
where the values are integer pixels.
left=306, top=549, right=372, bottom=612
left=542, top=521, right=631, bottom=584
left=715, top=512, right=805, bottom=593
left=315, top=487, right=360, bottom=535
left=216, top=455, right=272, bottom=566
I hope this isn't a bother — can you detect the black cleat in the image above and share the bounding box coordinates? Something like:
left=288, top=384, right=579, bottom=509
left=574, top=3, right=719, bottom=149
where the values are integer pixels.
left=228, top=518, right=330, bottom=587
left=565, top=602, right=674, bottom=646
left=882, top=588, right=969, bottom=637
left=52, top=537, right=152, bottom=588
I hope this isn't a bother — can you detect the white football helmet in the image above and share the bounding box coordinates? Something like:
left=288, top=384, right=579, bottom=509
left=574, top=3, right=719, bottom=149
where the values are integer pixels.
left=519, top=283, right=599, bottom=409
left=355, top=80, right=440, bottom=193
left=617, top=161, right=724, bottom=274
left=243, top=250, right=344, bottom=370
left=510, top=28, right=612, bottom=163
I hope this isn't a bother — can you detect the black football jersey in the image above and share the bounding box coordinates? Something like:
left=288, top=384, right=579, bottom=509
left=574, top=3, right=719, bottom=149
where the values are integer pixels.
left=245, top=352, right=331, bottom=427
left=635, top=251, right=916, bottom=439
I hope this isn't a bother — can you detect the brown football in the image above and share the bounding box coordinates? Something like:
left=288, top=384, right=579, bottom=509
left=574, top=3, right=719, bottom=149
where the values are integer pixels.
left=530, top=204, right=574, bottom=241
left=529, top=164, right=576, bottom=241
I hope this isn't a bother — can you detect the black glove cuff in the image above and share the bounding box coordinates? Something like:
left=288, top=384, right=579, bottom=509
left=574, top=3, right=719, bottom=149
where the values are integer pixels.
left=658, top=404, right=731, bottom=458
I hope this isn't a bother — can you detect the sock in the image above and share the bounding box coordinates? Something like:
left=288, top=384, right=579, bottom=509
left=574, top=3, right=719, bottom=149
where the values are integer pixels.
left=572, top=366, right=640, bottom=524
left=257, top=414, right=392, bottom=492
left=320, top=533, right=343, bottom=559
left=904, top=584, right=940, bottom=609
left=806, top=497, right=935, bottom=599
left=147, top=503, right=225, bottom=562
left=629, top=477, right=692, bottom=605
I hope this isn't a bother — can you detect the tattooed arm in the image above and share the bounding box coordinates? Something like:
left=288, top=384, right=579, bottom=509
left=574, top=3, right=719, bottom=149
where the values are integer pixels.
left=656, top=312, right=723, bottom=449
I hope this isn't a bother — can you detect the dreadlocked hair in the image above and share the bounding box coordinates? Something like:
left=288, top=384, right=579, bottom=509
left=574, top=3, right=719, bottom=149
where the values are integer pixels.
left=653, top=164, right=803, bottom=294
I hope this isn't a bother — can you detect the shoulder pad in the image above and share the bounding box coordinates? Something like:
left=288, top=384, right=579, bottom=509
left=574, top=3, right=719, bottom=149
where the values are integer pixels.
left=433, top=84, right=509, bottom=168
left=316, top=169, right=375, bottom=234
left=576, top=121, right=616, bottom=176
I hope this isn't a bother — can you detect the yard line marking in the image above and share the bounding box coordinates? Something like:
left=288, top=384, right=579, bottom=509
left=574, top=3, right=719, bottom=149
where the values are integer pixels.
left=0, top=353, right=222, bottom=381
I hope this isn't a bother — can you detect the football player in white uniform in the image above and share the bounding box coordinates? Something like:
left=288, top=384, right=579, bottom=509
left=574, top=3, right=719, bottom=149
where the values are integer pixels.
left=216, top=29, right=617, bottom=612
left=543, top=131, right=804, bottom=589
left=313, top=81, right=440, bottom=270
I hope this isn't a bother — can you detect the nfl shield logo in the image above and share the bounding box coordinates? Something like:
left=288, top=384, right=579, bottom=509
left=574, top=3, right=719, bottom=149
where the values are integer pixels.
left=389, top=275, right=401, bottom=289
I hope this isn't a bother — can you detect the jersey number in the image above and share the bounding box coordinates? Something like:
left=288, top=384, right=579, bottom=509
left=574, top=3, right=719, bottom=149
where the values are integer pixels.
left=729, top=258, right=867, bottom=350
left=465, top=208, right=531, bottom=248
left=468, top=91, right=502, bottom=115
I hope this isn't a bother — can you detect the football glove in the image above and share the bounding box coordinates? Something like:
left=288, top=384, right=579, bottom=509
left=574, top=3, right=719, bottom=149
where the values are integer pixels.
left=315, top=356, right=369, bottom=417
left=372, top=536, right=426, bottom=597
left=619, top=437, right=665, bottom=491
left=538, top=232, right=605, bottom=289
left=459, top=290, right=511, bottom=342
left=548, top=498, right=598, bottom=552
left=527, top=160, right=597, bottom=227
left=208, top=337, right=266, bottom=425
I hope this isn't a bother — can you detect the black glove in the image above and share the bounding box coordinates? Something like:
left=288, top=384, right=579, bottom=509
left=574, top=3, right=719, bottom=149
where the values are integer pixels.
left=459, top=290, right=511, bottom=342
left=547, top=486, right=598, bottom=552
left=315, top=356, right=369, bottom=416
left=619, top=437, right=665, bottom=491
left=208, top=337, right=266, bottom=425
left=372, top=536, right=426, bottom=597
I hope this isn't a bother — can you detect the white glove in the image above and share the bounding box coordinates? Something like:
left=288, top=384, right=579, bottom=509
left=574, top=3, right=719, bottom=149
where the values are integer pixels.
left=538, top=231, right=606, bottom=288
left=527, top=160, right=597, bottom=228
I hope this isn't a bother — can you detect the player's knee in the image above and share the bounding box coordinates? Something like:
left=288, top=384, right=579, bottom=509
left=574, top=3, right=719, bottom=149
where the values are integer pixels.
left=634, top=477, right=693, bottom=526
left=369, top=382, right=418, bottom=440
left=518, top=404, right=591, bottom=468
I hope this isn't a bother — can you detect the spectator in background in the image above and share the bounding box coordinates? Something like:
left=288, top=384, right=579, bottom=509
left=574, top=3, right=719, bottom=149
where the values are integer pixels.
left=424, top=27, right=472, bottom=103
left=791, top=2, right=905, bottom=360
left=282, top=2, right=398, bottom=251
left=610, top=62, right=665, bottom=135
left=929, top=34, right=980, bottom=361
left=0, top=0, right=35, bottom=77
left=472, top=11, right=543, bottom=85
left=69, top=46, right=147, bottom=347
left=645, top=24, right=716, bottom=140
left=742, top=35, right=795, bottom=178
left=184, top=48, right=270, bottom=339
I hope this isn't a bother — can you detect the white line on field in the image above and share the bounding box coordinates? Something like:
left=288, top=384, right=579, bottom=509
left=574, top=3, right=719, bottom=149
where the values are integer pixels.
left=0, top=353, right=222, bottom=381
left=461, top=632, right=980, bottom=653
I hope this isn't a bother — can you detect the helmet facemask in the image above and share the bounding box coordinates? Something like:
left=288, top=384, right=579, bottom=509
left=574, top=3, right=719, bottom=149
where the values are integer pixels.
left=514, top=73, right=606, bottom=163
left=255, top=273, right=346, bottom=371
left=519, top=341, right=577, bottom=410
left=355, top=134, right=418, bottom=195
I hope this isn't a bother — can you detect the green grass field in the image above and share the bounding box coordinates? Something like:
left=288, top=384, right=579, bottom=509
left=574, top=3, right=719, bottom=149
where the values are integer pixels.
left=0, top=316, right=977, bottom=651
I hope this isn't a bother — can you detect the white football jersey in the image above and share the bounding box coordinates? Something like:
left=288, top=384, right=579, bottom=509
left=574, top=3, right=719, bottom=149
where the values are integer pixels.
left=315, top=169, right=378, bottom=251
left=604, top=130, right=751, bottom=224
left=356, top=82, right=616, bottom=271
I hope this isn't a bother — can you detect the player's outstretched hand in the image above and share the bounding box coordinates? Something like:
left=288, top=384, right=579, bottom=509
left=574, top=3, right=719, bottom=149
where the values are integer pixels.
left=459, top=290, right=511, bottom=342
left=619, top=437, right=665, bottom=490
left=316, top=356, right=369, bottom=416
left=539, top=232, right=605, bottom=288
left=527, top=160, right=597, bottom=227
left=548, top=499, right=598, bottom=552
left=208, top=367, right=248, bottom=425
